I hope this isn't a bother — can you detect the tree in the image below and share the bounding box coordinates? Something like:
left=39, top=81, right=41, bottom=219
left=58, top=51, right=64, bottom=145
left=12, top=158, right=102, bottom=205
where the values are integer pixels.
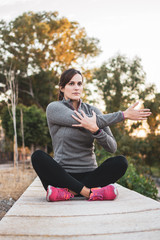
left=93, top=54, right=147, bottom=113
left=137, top=93, right=160, bottom=167
left=144, top=134, right=160, bottom=167
left=18, top=70, right=59, bottom=109
left=4, top=68, right=18, bottom=168
left=20, top=107, right=25, bottom=162
left=93, top=55, right=147, bottom=138
left=0, top=11, right=101, bottom=108
left=1, top=104, right=51, bottom=151
left=93, top=54, right=158, bottom=164
left=143, top=93, right=160, bottom=135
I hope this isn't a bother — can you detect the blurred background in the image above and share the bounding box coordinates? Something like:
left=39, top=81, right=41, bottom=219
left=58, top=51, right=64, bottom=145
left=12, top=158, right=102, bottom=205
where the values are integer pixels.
left=0, top=0, right=160, bottom=218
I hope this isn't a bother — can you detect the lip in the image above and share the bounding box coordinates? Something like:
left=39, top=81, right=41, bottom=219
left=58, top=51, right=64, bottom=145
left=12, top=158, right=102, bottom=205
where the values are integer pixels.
left=72, top=93, right=80, bottom=95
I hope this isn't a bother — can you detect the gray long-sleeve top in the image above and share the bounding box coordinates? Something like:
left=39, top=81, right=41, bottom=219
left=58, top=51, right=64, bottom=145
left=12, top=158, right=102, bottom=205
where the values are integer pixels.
left=46, top=98, right=124, bottom=173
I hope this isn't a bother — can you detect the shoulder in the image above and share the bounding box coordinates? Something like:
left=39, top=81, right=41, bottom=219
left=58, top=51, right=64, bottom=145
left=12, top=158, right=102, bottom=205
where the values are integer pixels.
left=47, top=101, right=61, bottom=108
left=82, top=102, right=103, bottom=115
left=46, top=101, right=63, bottom=114
left=46, top=101, right=65, bottom=109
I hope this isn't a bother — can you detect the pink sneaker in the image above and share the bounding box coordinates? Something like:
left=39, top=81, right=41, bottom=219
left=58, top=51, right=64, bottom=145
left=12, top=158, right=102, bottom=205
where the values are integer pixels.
left=89, top=184, right=118, bottom=201
left=46, top=185, right=74, bottom=202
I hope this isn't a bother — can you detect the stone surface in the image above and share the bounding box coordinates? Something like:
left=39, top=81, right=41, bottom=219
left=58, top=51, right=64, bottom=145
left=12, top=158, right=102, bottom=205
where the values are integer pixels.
left=0, top=177, right=160, bottom=240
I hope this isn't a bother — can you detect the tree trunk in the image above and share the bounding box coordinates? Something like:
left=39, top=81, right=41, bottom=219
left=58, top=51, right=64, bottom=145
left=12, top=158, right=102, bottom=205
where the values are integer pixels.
left=5, top=68, right=19, bottom=169
left=13, top=109, right=18, bottom=169
left=20, top=108, right=25, bottom=169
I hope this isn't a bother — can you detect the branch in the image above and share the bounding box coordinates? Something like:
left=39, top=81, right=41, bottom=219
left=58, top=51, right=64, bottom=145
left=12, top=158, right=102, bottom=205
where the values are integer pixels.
left=19, top=88, right=33, bottom=96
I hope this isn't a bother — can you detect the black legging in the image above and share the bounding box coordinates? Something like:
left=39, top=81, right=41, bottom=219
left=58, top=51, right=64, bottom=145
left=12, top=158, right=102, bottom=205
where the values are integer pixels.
left=31, top=150, right=128, bottom=194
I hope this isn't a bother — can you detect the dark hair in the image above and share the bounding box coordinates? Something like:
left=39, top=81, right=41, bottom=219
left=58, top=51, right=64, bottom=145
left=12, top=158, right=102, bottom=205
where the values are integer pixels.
left=58, top=68, right=83, bottom=100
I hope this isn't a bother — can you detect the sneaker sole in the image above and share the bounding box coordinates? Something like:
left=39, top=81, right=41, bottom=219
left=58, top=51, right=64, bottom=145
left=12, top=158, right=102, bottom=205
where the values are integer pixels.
left=110, top=184, right=118, bottom=198
left=46, top=185, right=52, bottom=202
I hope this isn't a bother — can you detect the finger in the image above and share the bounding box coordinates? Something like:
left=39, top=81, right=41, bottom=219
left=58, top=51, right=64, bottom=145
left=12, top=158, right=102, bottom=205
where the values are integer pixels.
left=72, top=114, right=82, bottom=123
left=138, top=110, right=151, bottom=115
left=138, top=118, right=147, bottom=120
left=92, top=110, right=96, bottom=118
left=140, top=112, right=152, bottom=116
left=72, top=124, right=83, bottom=127
left=81, top=110, right=86, bottom=117
left=140, top=109, right=151, bottom=112
left=130, top=101, right=139, bottom=109
left=74, top=110, right=83, bottom=119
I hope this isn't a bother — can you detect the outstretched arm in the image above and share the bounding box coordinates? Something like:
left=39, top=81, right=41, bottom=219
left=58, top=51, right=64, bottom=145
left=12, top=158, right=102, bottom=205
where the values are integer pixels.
left=46, top=101, right=151, bottom=130
left=72, top=102, right=151, bottom=132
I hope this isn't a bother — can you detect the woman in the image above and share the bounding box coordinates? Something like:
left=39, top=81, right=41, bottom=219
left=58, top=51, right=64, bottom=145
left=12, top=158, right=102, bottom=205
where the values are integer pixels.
left=31, top=68, right=151, bottom=201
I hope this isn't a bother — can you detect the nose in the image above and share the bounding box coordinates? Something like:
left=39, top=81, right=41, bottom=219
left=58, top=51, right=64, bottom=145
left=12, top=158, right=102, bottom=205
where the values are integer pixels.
left=74, top=84, right=80, bottom=89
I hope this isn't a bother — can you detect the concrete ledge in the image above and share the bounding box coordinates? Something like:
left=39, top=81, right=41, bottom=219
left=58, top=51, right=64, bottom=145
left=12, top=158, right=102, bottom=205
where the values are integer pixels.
left=0, top=177, right=160, bottom=239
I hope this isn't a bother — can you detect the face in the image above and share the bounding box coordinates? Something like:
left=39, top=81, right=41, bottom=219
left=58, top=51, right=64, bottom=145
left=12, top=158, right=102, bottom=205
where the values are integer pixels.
left=60, top=74, right=83, bottom=101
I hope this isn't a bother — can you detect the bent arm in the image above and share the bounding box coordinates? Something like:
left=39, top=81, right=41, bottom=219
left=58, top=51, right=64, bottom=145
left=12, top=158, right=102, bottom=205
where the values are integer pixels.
left=93, top=126, right=117, bottom=153
left=46, top=102, right=124, bottom=128
left=90, top=106, right=117, bottom=153
left=46, top=102, right=79, bottom=126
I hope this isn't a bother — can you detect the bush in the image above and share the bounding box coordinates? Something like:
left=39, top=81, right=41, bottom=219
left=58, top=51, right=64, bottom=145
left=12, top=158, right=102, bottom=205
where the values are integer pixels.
left=118, top=162, right=158, bottom=200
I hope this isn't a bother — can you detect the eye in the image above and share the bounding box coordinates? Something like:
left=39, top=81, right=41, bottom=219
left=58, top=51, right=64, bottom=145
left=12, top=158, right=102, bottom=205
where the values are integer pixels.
left=69, top=82, right=74, bottom=85
left=78, top=82, right=82, bottom=86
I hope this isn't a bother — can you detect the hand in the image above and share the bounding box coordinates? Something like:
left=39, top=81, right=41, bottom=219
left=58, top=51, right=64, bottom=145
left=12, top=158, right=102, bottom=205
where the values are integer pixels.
left=71, top=110, right=99, bottom=133
left=123, top=102, right=152, bottom=120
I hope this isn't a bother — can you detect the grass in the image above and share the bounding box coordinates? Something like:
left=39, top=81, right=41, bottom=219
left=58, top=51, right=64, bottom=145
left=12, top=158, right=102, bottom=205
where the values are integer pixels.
left=0, top=163, right=36, bottom=200
left=150, top=166, right=160, bottom=178
left=0, top=162, right=36, bottom=219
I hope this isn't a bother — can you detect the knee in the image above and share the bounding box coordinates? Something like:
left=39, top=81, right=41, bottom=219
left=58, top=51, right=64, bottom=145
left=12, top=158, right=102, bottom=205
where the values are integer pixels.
left=31, top=150, right=44, bottom=164
left=118, top=155, right=128, bottom=173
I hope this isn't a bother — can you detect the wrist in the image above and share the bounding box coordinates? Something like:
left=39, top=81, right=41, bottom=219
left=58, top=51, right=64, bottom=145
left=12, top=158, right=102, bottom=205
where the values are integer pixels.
left=90, top=126, right=99, bottom=134
left=123, top=111, right=128, bottom=120
left=93, top=129, right=101, bottom=135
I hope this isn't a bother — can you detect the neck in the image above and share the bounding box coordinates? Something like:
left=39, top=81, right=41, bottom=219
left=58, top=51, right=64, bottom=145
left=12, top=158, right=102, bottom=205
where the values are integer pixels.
left=63, top=97, right=81, bottom=110
left=72, top=100, right=79, bottom=110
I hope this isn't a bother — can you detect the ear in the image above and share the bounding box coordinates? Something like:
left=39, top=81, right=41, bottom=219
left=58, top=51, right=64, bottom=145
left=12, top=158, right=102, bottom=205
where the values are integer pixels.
left=60, top=86, right=64, bottom=92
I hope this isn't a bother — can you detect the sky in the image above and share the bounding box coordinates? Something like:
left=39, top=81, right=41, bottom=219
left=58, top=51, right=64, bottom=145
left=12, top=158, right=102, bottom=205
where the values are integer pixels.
left=0, top=0, right=160, bottom=92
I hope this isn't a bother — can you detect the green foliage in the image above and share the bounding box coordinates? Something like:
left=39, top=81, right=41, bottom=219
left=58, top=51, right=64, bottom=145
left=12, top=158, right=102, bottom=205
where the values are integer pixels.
left=141, top=134, right=160, bottom=167
left=93, top=54, right=149, bottom=163
left=95, top=142, right=158, bottom=200
left=1, top=104, right=51, bottom=148
left=118, top=161, right=158, bottom=200
left=94, top=54, right=160, bottom=169
left=0, top=11, right=100, bottom=73
left=151, top=166, right=160, bottom=178
left=95, top=143, right=113, bottom=166
left=18, top=70, right=59, bottom=109
left=94, top=54, right=146, bottom=113
left=144, top=93, right=160, bottom=135
left=0, top=11, right=101, bottom=108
